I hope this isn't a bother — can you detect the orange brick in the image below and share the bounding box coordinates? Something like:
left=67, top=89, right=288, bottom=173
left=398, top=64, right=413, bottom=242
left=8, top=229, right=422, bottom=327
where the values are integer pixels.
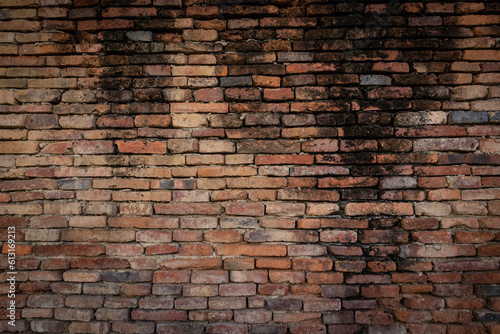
left=116, top=140, right=166, bottom=154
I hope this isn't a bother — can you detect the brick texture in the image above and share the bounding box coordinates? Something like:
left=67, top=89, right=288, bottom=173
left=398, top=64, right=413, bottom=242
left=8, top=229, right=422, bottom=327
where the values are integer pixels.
left=0, top=0, right=498, bottom=333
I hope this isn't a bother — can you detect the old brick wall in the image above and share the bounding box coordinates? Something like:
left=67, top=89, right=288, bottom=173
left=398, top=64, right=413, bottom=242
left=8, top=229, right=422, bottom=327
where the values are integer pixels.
left=0, top=0, right=499, bottom=333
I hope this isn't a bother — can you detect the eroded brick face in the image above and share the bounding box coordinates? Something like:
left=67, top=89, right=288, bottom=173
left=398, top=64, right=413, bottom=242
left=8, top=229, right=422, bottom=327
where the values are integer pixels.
left=0, top=0, right=499, bottom=333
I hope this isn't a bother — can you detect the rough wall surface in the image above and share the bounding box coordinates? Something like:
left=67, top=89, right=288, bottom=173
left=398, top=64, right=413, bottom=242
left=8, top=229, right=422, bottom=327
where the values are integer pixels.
left=0, top=0, right=499, bottom=333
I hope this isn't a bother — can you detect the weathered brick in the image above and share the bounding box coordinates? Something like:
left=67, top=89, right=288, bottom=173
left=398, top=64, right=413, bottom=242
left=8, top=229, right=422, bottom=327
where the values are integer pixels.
left=401, top=245, right=476, bottom=258
left=266, top=202, right=305, bottom=216
left=319, top=177, right=378, bottom=188
left=245, top=229, right=318, bottom=243
left=116, top=140, right=166, bottom=154
left=73, top=141, right=114, bottom=154
left=234, top=309, right=272, bottom=324
left=216, top=244, right=286, bottom=257
left=263, top=88, right=294, bottom=101
left=415, top=202, right=452, bottom=216
left=155, top=203, right=222, bottom=215
left=414, top=138, right=479, bottom=152
left=380, top=177, right=417, bottom=189
left=132, top=309, right=187, bottom=321
left=360, top=230, right=408, bottom=244
left=62, top=230, right=135, bottom=243
left=226, top=202, right=264, bottom=216
left=15, top=89, right=61, bottom=103
left=30, top=320, right=69, bottom=333
left=320, top=230, right=357, bottom=243
left=293, top=258, right=333, bottom=271
left=345, top=203, right=414, bottom=216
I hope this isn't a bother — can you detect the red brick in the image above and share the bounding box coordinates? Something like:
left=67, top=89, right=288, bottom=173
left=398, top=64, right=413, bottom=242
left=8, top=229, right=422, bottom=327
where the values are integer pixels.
left=263, top=88, right=294, bottom=101
left=69, top=216, right=106, bottom=228
left=286, top=63, right=339, bottom=74
left=435, top=260, right=498, bottom=273
left=62, top=230, right=135, bottom=243
left=190, top=270, right=228, bottom=284
left=372, top=62, right=410, bottom=73
left=335, top=261, right=366, bottom=273
left=179, top=244, right=213, bottom=256
left=266, top=202, right=305, bottom=216
left=255, top=155, right=314, bottom=165
left=216, top=244, right=286, bottom=257
left=193, top=88, right=223, bottom=102
left=477, top=244, right=500, bottom=256
left=106, top=244, right=144, bottom=256
left=225, top=87, right=260, bottom=101
left=224, top=259, right=255, bottom=271
left=251, top=75, right=280, bottom=88
left=413, top=231, right=452, bottom=243
left=256, top=258, right=291, bottom=269
left=206, top=323, right=247, bottom=334
left=173, top=297, right=206, bottom=310
left=230, top=270, right=267, bottom=283
left=401, top=245, right=476, bottom=258
left=234, top=309, right=272, bottom=324
left=109, top=217, right=178, bottom=229
left=132, top=310, right=187, bottom=321
left=172, top=190, right=209, bottom=202
left=404, top=296, right=445, bottom=310
left=63, top=271, right=100, bottom=283
left=282, top=127, right=337, bottom=139
left=217, top=284, right=256, bottom=297
left=292, top=258, right=333, bottom=272
left=136, top=230, right=172, bottom=243
left=171, top=103, right=228, bottom=114
left=345, top=203, right=413, bottom=216
left=454, top=231, right=496, bottom=244
left=428, top=189, right=461, bottom=201
left=186, top=6, right=218, bottom=18
left=367, top=87, right=412, bottom=99
left=226, top=202, right=264, bottom=216
left=71, top=258, right=129, bottom=269
left=135, top=115, right=171, bottom=128
left=116, top=140, right=166, bottom=154
left=441, top=218, right=479, bottom=229
left=320, top=230, right=357, bottom=243
left=359, top=230, right=408, bottom=244
left=401, top=218, right=440, bottom=230
left=69, top=141, right=109, bottom=155
left=172, top=65, right=226, bottom=77
left=152, top=271, right=190, bottom=284
left=327, top=246, right=363, bottom=257
left=146, top=243, right=179, bottom=255
left=274, top=313, right=321, bottom=324
left=189, top=310, right=232, bottom=321
left=204, top=230, right=242, bottom=243
left=319, top=177, right=378, bottom=188
left=155, top=203, right=222, bottom=215
left=161, top=258, right=222, bottom=270
left=0, top=179, right=57, bottom=192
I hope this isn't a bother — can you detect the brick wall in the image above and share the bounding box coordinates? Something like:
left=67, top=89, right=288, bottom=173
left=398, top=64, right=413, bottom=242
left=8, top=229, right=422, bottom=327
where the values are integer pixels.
left=0, top=0, right=499, bottom=333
